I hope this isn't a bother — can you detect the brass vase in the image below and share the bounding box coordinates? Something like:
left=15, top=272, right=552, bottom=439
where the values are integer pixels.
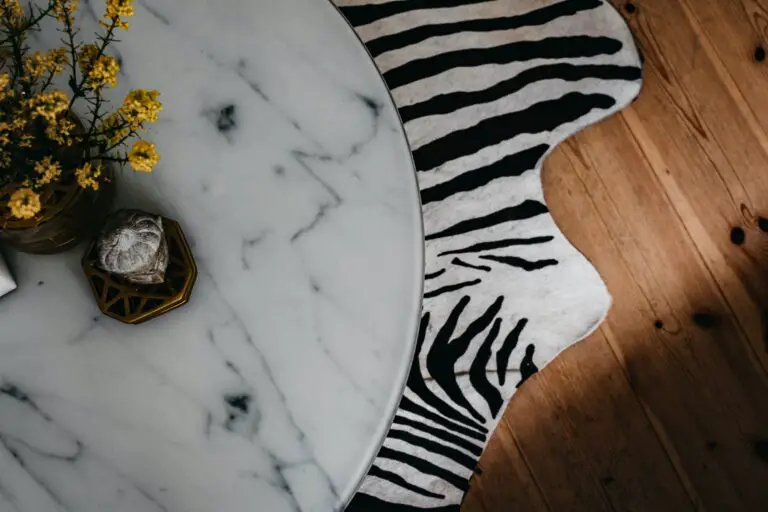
left=0, top=162, right=114, bottom=254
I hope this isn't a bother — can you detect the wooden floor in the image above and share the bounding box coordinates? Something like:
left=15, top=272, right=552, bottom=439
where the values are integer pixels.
left=462, top=0, right=768, bottom=510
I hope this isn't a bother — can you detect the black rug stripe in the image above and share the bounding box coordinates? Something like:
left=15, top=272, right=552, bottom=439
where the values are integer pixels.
left=414, top=92, right=615, bottom=171
left=496, top=318, right=528, bottom=386
left=426, top=200, right=548, bottom=241
left=384, top=35, right=623, bottom=90
left=439, top=236, right=554, bottom=256
left=424, top=279, right=482, bottom=298
left=400, top=63, right=642, bottom=123
left=407, top=313, right=490, bottom=432
left=451, top=258, right=491, bottom=272
left=420, top=144, right=547, bottom=204
left=426, top=296, right=503, bottom=423
left=480, top=254, right=559, bottom=271
left=425, top=268, right=447, bottom=280
left=388, top=429, right=479, bottom=470
left=368, top=465, right=445, bottom=500
left=340, top=0, right=490, bottom=27
left=516, top=344, right=540, bottom=388
left=347, top=492, right=461, bottom=512
left=367, top=0, right=602, bottom=56
left=393, top=415, right=485, bottom=456
left=377, top=446, right=470, bottom=491
left=469, top=318, right=504, bottom=417
left=398, top=396, right=488, bottom=441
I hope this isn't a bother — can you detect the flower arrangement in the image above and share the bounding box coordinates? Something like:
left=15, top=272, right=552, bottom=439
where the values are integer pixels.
left=0, top=0, right=161, bottom=220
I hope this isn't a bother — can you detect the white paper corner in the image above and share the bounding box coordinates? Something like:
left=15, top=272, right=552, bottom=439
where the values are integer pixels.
left=0, top=253, right=16, bottom=299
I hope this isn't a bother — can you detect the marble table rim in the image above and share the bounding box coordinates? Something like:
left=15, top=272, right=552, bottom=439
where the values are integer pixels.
left=329, top=1, right=426, bottom=506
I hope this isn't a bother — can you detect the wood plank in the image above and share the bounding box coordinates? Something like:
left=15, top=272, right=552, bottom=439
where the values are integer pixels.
left=498, top=332, right=695, bottom=511
left=487, top=373, right=612, bottom=510
left=545, top=115, right=768, bottom=509
left=676, top=0, right=768, bottom=137
left=462, top=426, right=550, bottom=512
left=607, top=0, right=768, bottom=377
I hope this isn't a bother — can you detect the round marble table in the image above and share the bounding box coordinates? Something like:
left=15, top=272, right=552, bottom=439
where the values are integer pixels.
left=0, top=1, right=423, bottom=510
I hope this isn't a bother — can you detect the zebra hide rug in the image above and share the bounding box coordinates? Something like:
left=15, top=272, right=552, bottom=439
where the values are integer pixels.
left=333, top=0, right=643, bottom=510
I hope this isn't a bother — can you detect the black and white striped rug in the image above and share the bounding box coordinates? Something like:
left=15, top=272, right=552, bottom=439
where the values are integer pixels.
left=334, top=1, right=642, bottom=510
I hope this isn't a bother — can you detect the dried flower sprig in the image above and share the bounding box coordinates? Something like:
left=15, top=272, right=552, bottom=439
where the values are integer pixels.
left=0, top=0, right=162, bottom=219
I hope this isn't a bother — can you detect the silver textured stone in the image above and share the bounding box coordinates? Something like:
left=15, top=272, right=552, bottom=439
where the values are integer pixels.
left=96, top=209, right=169, bottom=285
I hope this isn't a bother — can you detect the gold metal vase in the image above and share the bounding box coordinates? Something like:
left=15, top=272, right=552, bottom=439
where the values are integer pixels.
left=0, top=161, right=114, bottom=255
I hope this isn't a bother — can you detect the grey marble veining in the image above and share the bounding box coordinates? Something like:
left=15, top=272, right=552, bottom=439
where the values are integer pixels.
left=0, top=1, right=423, bottom=510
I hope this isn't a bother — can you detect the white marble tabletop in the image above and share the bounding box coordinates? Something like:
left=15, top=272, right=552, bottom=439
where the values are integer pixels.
left=0, top=1, right=424, bottom=510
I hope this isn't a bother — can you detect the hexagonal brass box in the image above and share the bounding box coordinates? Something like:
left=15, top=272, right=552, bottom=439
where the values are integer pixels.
left=82, top=218, right=197, bottom=324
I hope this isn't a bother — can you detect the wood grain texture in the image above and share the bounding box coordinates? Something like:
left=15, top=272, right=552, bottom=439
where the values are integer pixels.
left=463, top=0, right=768, bottom=510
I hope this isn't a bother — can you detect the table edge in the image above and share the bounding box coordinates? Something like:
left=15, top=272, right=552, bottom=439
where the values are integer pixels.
left=324, top=1, right=425, bottom=508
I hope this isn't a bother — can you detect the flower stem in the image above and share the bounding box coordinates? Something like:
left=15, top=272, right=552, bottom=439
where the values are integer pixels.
left=67, top=18, right=118, bottom=111
left=2, top=6, right=30, bottom=98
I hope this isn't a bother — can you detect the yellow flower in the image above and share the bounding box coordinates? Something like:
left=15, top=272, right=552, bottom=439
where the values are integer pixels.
left=78, top=43, right=98, bottom=74
left=44, top=116, right=76, bottom=145
left=50, top=48, right=69, bottom=68
left=0, top=73, right=9, bottom=101
left=34, top=157, right=62, bottom=186
left=99, top=112, right=128, bottom=144
left=87, top=54, right=119, bottom=89
left=119, top=89, right=162, bottom=130
left=0, top=0, right=24, bottom=27
left=78, top=43, right=98, bottom=62
left=75, top=162, right=101, bottom=190
left=24, top=53, right=47, bottom=79
left=18, top=133, right=34, bottom=148
left=79, top=45, right=119, bottom=88
left=24, top=48, right=68, bottom=80
left=52, top=0, right=78, bottom=24
left=106, top=0, right=133, bottom=17
left=0, top=122, right=10, bottom=146
left=10, top=115, right=27, bottom=132
left=26, top=90, right=69, bottom=122
left=7, top=188, right=41, bottom=220
left=128, top=140, right=159, bottom=172
left=103, top=0, right=133, bottom=29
